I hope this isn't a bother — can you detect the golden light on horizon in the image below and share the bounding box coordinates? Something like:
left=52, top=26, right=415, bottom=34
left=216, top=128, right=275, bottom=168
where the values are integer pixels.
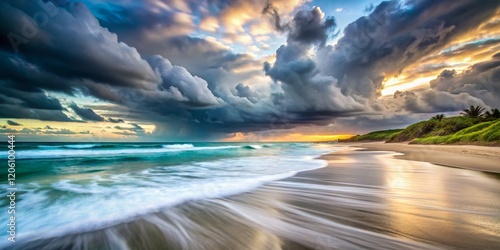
left=223, top=132, right=353, bottom=142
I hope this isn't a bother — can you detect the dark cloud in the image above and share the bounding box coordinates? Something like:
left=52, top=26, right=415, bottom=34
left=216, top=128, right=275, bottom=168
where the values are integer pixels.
left=391, top=90, right=488, bottom=113
left=114, top=122, right=147, bottom=136
left=0, top=0, right=223, bottom=124
left=130, top=123, right=145, bottom=133
left=116, top=35, right=264, bottom=100
left=0, top=0, right=159, bottom=122
left=70, top=104, right=105, bottom=121
left=0, top=1, right=159, bottom=89
left=264, top=46, right=365, bottom=115
left=0, top=104, right=74, bottom=121
left=263, top=4, right=337, bottom=47
left=78, top=1, right=269, bottom=109
left=437, top=69, right=457, bottom=79
left=86, top=0, right=195, bottom=39
left=147, top=55, right=224, bottom=107
left=114, top=123, right=144, bottom=132
left=259, top=0, right=499, bottom=135
left=430, top=54, right=500, bottom=107
left=107, top=117, right=125, bottom=123
left=7, top=120, right=22, bottom=126
left=21, top=1, right=289, bottom=137
left=317, top=0, right=499, bottom=99
left=235, top=83, right=258, bottom=103
left=263, top=7, right=365, bottom=119
left=78, top=1, right=235, bottom=74
left=288, top=7, right=336, bottom=47
left=331, top=112, right=434, bottom=134
left=0, top=79, right=64, bottom=111
left=262, top=2, right=288, bottom=33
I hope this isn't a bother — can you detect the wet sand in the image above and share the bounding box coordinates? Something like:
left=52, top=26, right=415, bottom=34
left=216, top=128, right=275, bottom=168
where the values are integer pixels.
left=17, top=147, right=500, bottom=250
left=350, top=142, right=500, bottom=173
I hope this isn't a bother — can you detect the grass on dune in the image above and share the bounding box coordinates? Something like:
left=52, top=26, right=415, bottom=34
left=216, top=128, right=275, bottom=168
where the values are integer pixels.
left=386, top=116, right=483, bottom=142
left=412, top=120, right=500, bottom=145
left=343, top=114, right=500, bottom=145
left=342, top=129, right=403, bottom=142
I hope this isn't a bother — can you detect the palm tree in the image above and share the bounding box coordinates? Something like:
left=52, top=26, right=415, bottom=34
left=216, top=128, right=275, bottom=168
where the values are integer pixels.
left=461, top=105, right=485, bottom=118
left=432, top=114, right=445, bottom=121
left=484, top=108, right=500, bottom=119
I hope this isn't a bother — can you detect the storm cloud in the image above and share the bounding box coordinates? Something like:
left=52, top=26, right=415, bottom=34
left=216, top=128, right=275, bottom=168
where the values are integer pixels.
left=391, top=90, right=488, bottom=113
left=317, top=0, right=499, bottom=98
left=70, top=104, right=105, bottom=121
left=430, top=54, right=500, bottom=107
left=0, top=0, right=223, bottom=123
left=6, top=120, right=22, bottom=126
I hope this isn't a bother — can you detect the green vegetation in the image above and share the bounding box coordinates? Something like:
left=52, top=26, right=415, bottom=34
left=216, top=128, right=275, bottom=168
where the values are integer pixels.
left=412, top=120, right=500, bottom=145
left=387, top=116, right=482, bottom=142
left=344, top=105, right=500, bottom=145
left=343, top=129, right=403, bottom=142
left=484, top=108, right=500, bottom=119
left=460, top=105, right=485, bottom=118
left=431, top=114, right=445, bottom=121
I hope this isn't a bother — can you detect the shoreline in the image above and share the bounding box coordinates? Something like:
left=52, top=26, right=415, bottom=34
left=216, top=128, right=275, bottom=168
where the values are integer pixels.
left=336, top=141, right=500, bottom=174
left=294, top=147, right=500, bottom=249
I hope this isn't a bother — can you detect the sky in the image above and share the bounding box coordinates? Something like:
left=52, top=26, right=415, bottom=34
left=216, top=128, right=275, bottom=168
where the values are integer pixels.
left=0, top=0, right=499, bottom=142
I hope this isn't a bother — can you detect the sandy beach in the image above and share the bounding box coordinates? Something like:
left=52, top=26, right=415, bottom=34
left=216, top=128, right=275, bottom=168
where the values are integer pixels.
left=346, top=142, right=500, bottom=173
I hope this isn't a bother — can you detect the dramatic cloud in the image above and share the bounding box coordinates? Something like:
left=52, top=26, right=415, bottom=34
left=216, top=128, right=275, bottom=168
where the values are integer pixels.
left=391, top=90, right=488, bottom=113
left=0, top=105, right=74, bottom=122
left=263, top=6, right=368, bottom=121
left=317, top=0, right=499, bottom=98
left=6, top=120, right=22, bottom=126
left=257, top=0, right=500, bottom=137
left=107, top=117, right=125, bottom=123
left=288, top=7, right=336, bottom=46
left=148, top=56, right=223, bottom=106
left=114, top=122, right=147, bottom=136
left=235, top=83, right=258, bottom=103
left=70, top=104, right=105, bottom=121
left=0, top=1, right=159, bottom=89
left=0, top=0, right=223, bottom=123
left=430, top=54, right=500, bottom=107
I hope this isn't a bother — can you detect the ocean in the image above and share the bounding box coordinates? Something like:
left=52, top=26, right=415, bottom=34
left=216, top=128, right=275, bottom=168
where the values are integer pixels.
left=1, top=142, right=338, bottom=245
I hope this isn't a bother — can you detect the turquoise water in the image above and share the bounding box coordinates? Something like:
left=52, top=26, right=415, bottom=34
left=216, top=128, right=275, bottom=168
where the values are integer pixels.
left=1, top=142, right=337, bottom=243
left=3, top=144, right=500, bottom=249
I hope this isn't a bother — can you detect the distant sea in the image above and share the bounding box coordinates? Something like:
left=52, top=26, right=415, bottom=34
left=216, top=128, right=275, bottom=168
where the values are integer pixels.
left=1, top=142, right=336, bottom=243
